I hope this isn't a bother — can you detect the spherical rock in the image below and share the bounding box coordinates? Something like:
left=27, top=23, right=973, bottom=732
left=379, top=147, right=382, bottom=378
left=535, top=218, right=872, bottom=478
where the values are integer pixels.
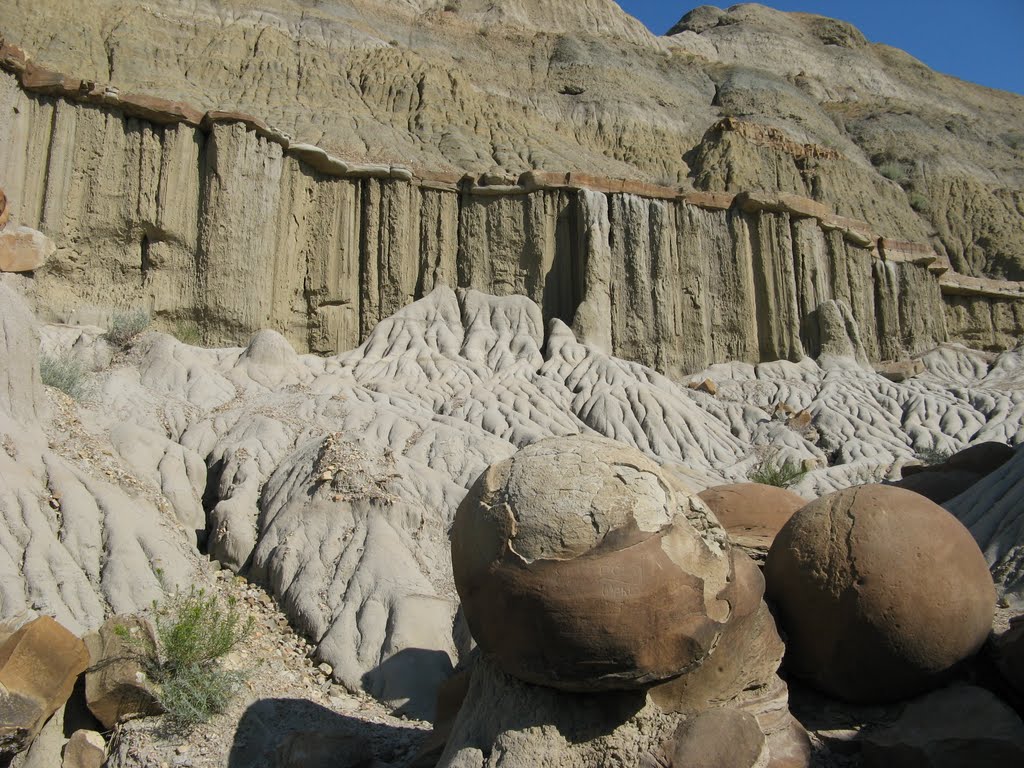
left=698, top=483, right=807, bottom=563
left=451, top=434, right=737, bottom=691
left=765, top=485, right=995, bottom=702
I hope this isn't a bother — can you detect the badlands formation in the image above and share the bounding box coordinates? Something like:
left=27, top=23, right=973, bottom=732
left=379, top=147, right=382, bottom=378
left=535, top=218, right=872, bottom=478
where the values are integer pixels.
left=0, top=1, right=1024, bottom=767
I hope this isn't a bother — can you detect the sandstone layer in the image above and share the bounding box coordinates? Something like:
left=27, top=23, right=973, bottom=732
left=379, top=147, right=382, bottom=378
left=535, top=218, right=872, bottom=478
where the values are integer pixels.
left=0, top=2, right=1023, bottom=364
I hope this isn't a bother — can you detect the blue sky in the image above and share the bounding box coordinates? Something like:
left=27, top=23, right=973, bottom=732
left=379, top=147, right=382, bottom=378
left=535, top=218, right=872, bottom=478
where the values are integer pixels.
left=616, top=1, right=1024, bottom=95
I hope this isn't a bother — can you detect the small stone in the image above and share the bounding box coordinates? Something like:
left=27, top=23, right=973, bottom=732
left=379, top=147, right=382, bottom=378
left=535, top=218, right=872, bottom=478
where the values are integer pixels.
left=62, top=729, right=105, bottom=768
left=318, top=662, right=333, bottom=677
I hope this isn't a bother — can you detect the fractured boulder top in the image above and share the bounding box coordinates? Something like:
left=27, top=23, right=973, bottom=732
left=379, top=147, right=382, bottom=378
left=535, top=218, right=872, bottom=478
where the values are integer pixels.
left=451, top=434, right=738, bottom=691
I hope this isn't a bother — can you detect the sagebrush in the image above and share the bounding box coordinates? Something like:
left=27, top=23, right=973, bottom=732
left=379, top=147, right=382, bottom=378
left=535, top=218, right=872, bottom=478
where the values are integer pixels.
left=750, top=449, right=807, bottom=488
left=106, top=308, right=151, bottom=348
left=118, top=588, right=253, bottom=728
left=39, top=353, right=88, bottom=400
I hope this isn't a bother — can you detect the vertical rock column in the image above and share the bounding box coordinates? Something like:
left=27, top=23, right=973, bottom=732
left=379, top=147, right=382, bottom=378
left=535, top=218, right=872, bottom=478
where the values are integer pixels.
left=744, top=210, right=805, bottom=362
left=197, top=122, right=285, bottom=344
left=572, top=190, right=613, bottom=354
left=416, top=187, right=459, bottom=296
left=282, top=163, right=362, bottom=354
left=360, top=178, right=419, bottom=337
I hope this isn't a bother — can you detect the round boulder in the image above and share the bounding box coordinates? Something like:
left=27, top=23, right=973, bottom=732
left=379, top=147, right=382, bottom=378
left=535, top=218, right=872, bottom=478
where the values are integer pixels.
left=765, top=485, right=995, bottom=702
left=698, top=483, right=807, bottom=563
left=451, top=435, right=737, bottom=691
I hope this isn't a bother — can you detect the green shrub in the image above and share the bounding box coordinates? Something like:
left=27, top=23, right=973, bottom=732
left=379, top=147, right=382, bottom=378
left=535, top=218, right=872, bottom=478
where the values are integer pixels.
left=877, top=161, right=908, bottom=184
left=913, top=447, right=952, bottom=466
left=172, top=319, right=202, bottom=346
left=908, top=191, right=930, bottom=213
left=750, top=450, right=807, bottom=488
left=39, top=353, right=88, bottom=400
left=118, top=588, right=253, bottom=729
left=106, top=308, right=151, bottom=348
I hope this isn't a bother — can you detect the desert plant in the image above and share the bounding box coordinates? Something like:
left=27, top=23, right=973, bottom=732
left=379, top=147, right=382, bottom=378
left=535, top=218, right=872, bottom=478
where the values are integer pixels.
left=750, top=448, right=807, bottom=488
left=913, top=447, right=952, bottom=466
left=106, top=307, right=151, bottom=348
left=172, top=319, right=202, bottom=346
left=877, top=161, right=908, bottom=184
left=908, top=191, right=930, bottom=213
left=39, top=352, right=88, bottom=400
left=118, top=588, right=253, bottom=728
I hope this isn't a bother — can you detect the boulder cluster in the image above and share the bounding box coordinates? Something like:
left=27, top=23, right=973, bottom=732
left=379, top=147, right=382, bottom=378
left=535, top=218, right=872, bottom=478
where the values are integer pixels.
left=441, top=435, right=1024, bottom=767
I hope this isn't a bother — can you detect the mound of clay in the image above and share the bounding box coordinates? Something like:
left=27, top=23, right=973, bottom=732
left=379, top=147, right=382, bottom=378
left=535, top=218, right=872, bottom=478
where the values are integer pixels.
left=698, top=483, right=807, bottom=563
left=451, top=434, right=736, bottom=691
left=765, top=485, right=995, bottom=702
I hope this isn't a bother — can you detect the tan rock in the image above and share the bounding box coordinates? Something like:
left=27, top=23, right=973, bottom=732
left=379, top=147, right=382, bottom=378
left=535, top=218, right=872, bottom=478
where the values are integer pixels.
left=893, top=469, right=982, bottom=504
left=0, top=616, right=90, bottom=757
left=687, top=378, right=718, bottom=396
left=874, top=359, right=924, bottom=382
left=765, top=485, right=995, bottom=702
left=452, top=434, right=736, bottom=691
left=697, top=483, right=806, bottom=563
left=658, top=708, right=767, bottom=768
left=0, top=187, right=8, bottom=229
left=61, top=730, right=105, bottom=768
left=650, top=551, right=783, bottom=712
left=0, top=226, right=56, bottom=272
left=84, top=617, right=163, bottom=729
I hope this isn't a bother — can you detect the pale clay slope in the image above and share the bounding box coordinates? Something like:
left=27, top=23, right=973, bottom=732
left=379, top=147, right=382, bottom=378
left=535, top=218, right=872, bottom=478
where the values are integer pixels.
left=3, top=281, right=1024, bottom=724
left=2, top=1, right=1022, bottom=279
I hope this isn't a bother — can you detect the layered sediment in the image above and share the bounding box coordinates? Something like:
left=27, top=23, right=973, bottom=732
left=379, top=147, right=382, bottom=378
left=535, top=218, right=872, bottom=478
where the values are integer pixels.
left=1, top=47, right=1021, bottom=372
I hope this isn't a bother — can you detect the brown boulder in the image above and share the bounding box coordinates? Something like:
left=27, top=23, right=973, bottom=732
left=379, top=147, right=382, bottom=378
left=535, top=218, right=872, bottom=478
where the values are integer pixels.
left=0, top=616, right=89, bottom=758
left=698, top=483, right=806, bottom=563
left=650, top=551, right=783, bottom=712
left=451, top=435, right=737, bottom=691
left=0, top=188, right=8, bottom=229
left=893, top=469, right=983, bottom=504
left=0, top=226, right=55, bottom=272
left=657, top=708, right=767, bottom=768
left=861, top=685, right=1024, bottom=768
left=84, top=616, right=163, bottom=729
left=765, top=485, right=995, bottom=702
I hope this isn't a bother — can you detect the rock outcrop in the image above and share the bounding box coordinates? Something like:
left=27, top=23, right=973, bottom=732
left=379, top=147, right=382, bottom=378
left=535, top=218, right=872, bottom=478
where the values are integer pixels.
left=1, top=3, right=1022, bottom=364
left=0, top=616, right=89, bottom=759
left=860, top=685, right=1024, bottom=768
left=452, top=435, right=735, bottom=691
left=944, top=445, right=1024, bottom=606
left=697, top=483, right=807, bottom=563
left=765, top=485, right=994, bottom=702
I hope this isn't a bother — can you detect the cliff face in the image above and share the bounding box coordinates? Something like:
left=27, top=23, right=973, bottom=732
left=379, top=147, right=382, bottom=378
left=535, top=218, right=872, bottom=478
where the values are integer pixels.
left=1, top=0, right=1021, bottom=282
left=5, top=65, right=1019, bottom=375
left=1, top=2, right=1022, bottom=369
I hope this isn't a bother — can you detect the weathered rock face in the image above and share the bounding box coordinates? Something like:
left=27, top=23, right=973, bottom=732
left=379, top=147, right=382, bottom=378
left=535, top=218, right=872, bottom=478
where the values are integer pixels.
left=0, top=70, right=970, bottom=370
left=697, top=483, right=807, bottom=563
left=452, top=435, right=736, bottom=691
left=1, top=2, right=1023, bottom=364
left=944, top=445, right=1024, bottom=607
left=1, top=1, right=1020, bottom=286
left=0, top=616, right=89, bottom=758
left=84, top=617, right=163, bottom=730
left=765, top=485, right=995, bottom=703
left=0, top=282, right=44, bottom=422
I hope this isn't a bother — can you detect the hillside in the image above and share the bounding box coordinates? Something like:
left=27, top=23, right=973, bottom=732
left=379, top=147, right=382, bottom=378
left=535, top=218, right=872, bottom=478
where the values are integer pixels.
left=0, top=1, right=1021, bottom=280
